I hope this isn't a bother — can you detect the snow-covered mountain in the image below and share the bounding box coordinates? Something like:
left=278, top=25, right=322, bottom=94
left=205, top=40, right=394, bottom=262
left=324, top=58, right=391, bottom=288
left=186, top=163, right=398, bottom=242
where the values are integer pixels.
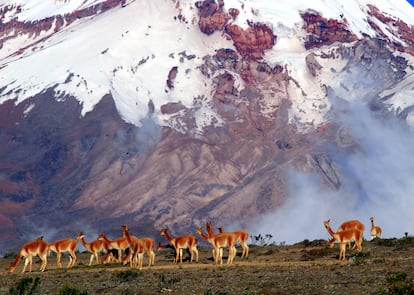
left=1, top=0, right=414, bottom=253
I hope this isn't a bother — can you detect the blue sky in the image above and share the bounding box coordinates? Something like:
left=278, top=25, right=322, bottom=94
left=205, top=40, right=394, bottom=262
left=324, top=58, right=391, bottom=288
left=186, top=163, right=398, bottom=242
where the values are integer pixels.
left=409, top=0, right=414, bottom=7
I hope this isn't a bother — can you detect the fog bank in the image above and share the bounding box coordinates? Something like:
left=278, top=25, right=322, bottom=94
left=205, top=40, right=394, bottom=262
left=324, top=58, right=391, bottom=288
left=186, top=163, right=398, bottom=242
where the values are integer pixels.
left=250, top=99, right=414, bottom=245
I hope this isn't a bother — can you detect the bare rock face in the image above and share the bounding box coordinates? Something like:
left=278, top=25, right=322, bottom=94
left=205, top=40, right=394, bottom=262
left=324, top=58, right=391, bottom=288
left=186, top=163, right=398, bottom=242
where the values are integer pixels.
left=224, top=22, right=277, bottom=59
left=215, top=48, right=238, bottom=61
left=0, top=0, right=122, bottom=55
left=160, top=102, right=187, bottom=114
left=306, top=53, right=323, bottom=77
left=195, top=0, right=276, bottom=59
left=301, top=10, right=358, bottom=50
left=166, top=66, right=178, bottom=89
left=366, top=4, right=414, bottom=55
left=0, top=92, right=135, bottom=246
left=301, top=6, right=414, bottom=56
left=0, top=50, right=340, bottom=251
left=195, top=0, right=231, bottom=35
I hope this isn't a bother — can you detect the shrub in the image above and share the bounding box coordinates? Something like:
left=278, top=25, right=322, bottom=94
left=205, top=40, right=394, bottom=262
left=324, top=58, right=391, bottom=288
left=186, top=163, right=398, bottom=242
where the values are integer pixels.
left=9, top=277, right=40, bottom=295
left=3, top=252, right=17, bottom=259
left=115, top=270, right=141, bottom=282
left=350, top=251, right=370, bottom=265
left=158, top=273, right=181, bottom=290
left=385, top=272, right=414, bottom=294
left=386, top=272, right=408, bottom=284
left=250, top=234, right=274, bottom=246
left=59, top=285, right=88, bottom=295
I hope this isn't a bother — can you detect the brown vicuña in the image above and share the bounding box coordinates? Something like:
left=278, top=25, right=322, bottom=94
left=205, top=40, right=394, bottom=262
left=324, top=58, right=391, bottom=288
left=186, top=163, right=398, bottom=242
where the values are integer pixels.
left=160, top=228, right=198, bottom=263
left=156, top=242, right=172, bottom=251
left=122, top=224, right=145, bottom=270
left=324, top=219, right=363, bottom=261
left=120, top=225, right=155, bottom=267
left=77, top=232, right=109, bottom=265
left=328, top=219, right=365, bottom=249
left=49, top=236, right=78, bottom=268
left=197, top=227, right=237, bottom=265
left=370, top=216, right=382, bottom=239
left=9, top=237, right=49, bottom=273
left=214, top=223, right=249, bottom=259
left=98, top=233, right=129, bottom=263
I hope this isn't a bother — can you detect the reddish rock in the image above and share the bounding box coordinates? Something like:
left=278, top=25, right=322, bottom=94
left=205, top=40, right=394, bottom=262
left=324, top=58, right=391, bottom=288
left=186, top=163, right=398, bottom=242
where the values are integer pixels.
left=224, top=21, right=276, bottom=59
left=196, top=0, right=231, bottom=35
left=301, top=4, right=414, bottom=55
left=195, top=0, right=219, bottom=17
left=367, top=4, right=414, bottom=55
left=194, top=1, right=274, bottom=59
left=199, top=12, right=231, bottom=35
left=0, top=0, right=123, bottom=57
left=228, top=8, right=239, bottom=19
left=301, top=10, right=358, bottom=50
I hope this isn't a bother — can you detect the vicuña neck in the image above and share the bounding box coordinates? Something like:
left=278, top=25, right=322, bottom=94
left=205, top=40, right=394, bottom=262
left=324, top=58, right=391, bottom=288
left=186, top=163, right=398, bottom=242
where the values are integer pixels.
left=198, top=229, right=209, bottom=241
left=163, top=230, right=173, bottom=242
left=325, top=224, right=336, bottom=238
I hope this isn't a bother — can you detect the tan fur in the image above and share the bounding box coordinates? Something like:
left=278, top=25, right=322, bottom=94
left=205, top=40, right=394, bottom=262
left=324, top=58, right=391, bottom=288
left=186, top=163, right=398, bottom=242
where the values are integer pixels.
left=49, top=237, right=78, bottom=268
left=370, top=217, right=382, bottom=239
left=76, top=232, right=108, bottom=265
left=197, top=227, right=237, bottom=264
left=120, top=225, right=155, bottom=267
left=328, top=220, right=365, bottom=249
left=214, top=223, right=249, bottom=259
left=140, top=237, right=155, bottom=266
left=98, top=233, right=129, bottom=263
left=324, top=220, right=363, bottom=260
left=160, top=228, right=198, bottom=263
left=122, top=225, right=145, bottom=270
left=9, top=237, right=49, bottom=273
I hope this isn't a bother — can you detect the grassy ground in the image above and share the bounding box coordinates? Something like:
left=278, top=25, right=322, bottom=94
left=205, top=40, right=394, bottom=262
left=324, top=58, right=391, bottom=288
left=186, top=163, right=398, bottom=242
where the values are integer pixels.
left=1, top=237, right=414, bottom=294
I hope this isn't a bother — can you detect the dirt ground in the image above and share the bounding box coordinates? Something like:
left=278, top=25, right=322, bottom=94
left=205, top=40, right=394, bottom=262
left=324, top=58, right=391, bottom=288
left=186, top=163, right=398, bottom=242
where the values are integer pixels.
left=1, top=237, right=414, bottom=295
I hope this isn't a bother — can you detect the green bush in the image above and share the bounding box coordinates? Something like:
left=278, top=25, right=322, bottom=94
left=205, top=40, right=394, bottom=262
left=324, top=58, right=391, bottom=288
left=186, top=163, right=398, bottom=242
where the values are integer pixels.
left=351, top=251, right=370, bottom=265
left=59, top=285, right=88, bottom=295
left=386, top=272, right=414, bottom=294
left=158, top=273, right=181, bottom=290
left=3, top=252, right=16, bottom=259
left=115, top=270, right=141, bottom=282
left=9, top=277, right=40, bottom=295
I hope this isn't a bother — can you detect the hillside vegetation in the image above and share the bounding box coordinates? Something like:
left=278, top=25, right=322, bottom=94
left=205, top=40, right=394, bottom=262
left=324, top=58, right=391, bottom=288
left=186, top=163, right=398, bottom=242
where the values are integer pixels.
left=1, top=237, right=414, bottom=294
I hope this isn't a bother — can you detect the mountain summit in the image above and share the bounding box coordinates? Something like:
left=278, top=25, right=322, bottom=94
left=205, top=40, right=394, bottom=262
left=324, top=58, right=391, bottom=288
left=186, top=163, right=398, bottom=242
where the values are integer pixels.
left=1, top=0, right=414, bottom=253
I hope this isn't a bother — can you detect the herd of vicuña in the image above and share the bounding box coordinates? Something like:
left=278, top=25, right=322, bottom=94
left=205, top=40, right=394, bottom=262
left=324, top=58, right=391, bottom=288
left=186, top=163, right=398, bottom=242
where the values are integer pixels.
left=324, top=216, right=382, bottom=260
left=8, top=217, right=382, bottom=273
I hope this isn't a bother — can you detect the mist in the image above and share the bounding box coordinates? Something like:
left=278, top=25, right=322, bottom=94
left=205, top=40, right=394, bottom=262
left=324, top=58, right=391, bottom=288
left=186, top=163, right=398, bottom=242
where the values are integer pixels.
left=134, top=113, right=162, bottom=152
left=115, top=115, right=161, bottom=157
left=249, top=83, right=414, bottom=245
